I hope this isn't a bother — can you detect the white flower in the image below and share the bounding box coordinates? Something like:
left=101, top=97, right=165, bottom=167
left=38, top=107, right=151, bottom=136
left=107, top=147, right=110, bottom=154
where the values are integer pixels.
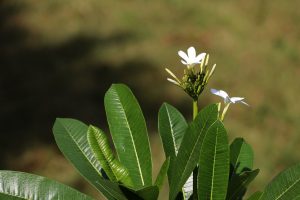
left=210, top=88, right=249, bottom=121
left=178, top=47, right=206, bottom=67
left=210, top=89, right=249, bottom=106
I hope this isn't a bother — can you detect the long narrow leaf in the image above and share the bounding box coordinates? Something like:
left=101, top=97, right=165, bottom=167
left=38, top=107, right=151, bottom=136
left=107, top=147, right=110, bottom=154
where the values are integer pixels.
left=53, top=118, right=127, bottom=200
left=169, top=104, right=219, bottom=200
left=197, top=120, right=229, bottom=200
left=158, top=103, right=187, bottom=162
left=155, top=157, right=170, bottom=190
left=260, top=163, right=300, bottom=200
left=0, top=171, right=94, bottom=200
left=227, top=169, right=260, bottom=200
left=135, top=186, right=159, bottom=200
left=120, top=185, right=159, bottom=200
left=230, top=138, right=254, bottom=174
left=87, top=125, right=133, bottom=187
left=105, top=84, right=152, bottom=188
left=158, top=103, right=188, bottom=198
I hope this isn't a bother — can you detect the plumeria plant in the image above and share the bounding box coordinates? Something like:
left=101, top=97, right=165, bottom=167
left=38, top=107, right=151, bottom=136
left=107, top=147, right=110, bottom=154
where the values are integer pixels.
left=1, top=47, right=300, bottom=200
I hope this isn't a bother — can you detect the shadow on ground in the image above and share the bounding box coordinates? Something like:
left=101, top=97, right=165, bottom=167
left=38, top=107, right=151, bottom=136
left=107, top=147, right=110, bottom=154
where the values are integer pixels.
left=0, top=1, right=174, bottom=169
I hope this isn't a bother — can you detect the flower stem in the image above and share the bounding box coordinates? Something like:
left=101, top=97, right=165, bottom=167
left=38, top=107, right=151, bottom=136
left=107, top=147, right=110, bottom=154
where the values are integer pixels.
left=193, top=100, right=198, bottom=120
left=192, top=100, right=198, bottom=199
left=220, top=103, right=230, bottom=121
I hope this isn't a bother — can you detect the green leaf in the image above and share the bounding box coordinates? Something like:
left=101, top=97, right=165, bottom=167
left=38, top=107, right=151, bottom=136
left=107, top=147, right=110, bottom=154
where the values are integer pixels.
left=158, top=103, right=188, bottom=199
left=226, top=169, right=260, bottom=200
left=0, top=170, right=94, bottom=200
left=136, top=186, right=159, bottom=200
left=230, top=138, right=254, bottom=174
left=158, top=103, right=188, bottom=183
left=260, top=163, right=300, bottom=200
left=197, top=120, right=230, bottom=200
left=155, top=157, right=170, bottom=190
left=169, top=104, right=219, bottom=200
left=226, top=138, right=257, bottom=200
left=120, top=185, right=159, bottom=200
left=247, top=191, right=263, bottom=200
left=87, top=125, right=133, bottom=187
left=53, top=118, right=127, bottom=200
left=104, top=84, right=152, bottom=188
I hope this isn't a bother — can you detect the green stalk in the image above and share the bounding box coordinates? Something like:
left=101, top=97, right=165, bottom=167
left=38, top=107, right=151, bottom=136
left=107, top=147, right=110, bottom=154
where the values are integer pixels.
left=193, top=100, right=198, bottom=200
left=193, top=100, right=198, bottom=120
left=220, top=103, right=230, bottom=121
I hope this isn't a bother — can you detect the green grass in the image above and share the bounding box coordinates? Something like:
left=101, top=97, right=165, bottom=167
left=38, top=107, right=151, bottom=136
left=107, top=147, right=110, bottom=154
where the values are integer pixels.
left=1, top=0, right=300, bottom=199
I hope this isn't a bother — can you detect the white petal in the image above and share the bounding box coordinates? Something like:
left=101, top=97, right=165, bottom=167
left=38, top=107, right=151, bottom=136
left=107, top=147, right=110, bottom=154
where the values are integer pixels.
left=182, top=60, right=190, bottom=65
left=187, top=47, right=196, bottom=59
left=188, top=60, right=200, bottom=65
left=230, top=97, right=244, bottom=103
left=210, top=89, right=229, bottom=100
left=195, top=53, right=206, bottom=62
left=178, top=50, right=189, bottom=62
left=231, top=97, right=249, bottom=106
left=240, top=101, right=249, bottom=106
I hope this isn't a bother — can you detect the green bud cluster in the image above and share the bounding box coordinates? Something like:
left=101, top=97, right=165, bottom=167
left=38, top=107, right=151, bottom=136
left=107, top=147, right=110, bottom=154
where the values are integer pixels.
left=166, top=54, right=216, bottom=101
left=182, top=69, right=207, bottom=100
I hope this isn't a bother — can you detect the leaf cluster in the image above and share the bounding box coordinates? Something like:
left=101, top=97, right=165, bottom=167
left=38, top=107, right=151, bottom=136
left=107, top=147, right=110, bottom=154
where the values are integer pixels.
left=0, top=84, right=300, bottom=200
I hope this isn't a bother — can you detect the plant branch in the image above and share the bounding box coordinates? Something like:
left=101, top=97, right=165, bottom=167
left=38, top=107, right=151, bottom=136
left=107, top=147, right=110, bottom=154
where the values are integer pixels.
left=193, top=100, right=198, bottom=200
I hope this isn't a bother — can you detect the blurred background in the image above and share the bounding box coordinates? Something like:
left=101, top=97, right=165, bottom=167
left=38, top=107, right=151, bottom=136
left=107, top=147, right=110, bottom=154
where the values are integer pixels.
left=1, top=0, right=299, bottom=199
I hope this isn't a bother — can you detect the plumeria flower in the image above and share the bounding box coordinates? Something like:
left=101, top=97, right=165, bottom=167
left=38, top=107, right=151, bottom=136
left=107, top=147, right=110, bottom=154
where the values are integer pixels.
left=210, top=89, right=249, bottom=106
left=178, top=47, right=206, bottom=68
left=210, top=88, right=249, bottom=120
left=165, top=47, right=216, bottom=100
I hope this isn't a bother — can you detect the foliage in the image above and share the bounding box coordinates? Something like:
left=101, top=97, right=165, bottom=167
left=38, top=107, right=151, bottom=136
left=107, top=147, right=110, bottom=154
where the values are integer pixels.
left=1, top=83, right=300, bottom=199
left=0, top=171, right=94, bottom=200
left=2, top=1, right=300, bottom=195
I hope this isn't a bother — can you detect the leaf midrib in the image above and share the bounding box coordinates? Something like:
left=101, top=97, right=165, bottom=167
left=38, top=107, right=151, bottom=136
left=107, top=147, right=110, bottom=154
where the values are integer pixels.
left=60, top=122, right=120, bottom=199
left=165, top=105, right=189, bottom=198
left=233, top=143, right=243, bottom=171
left=210, top=127, right=219, bottom=200
left=229, top=142, right=243, bottom=182
left=64, top=124, right=102, bottom=177
left=92, top=131, right=118, bottom=181
left=274, top=176, right=300, bottom=200
left=165, top=106, right=179, bottom=155
left=172, top=108, right=215, bottom=197
left=113, top=90, right=145, bottom=186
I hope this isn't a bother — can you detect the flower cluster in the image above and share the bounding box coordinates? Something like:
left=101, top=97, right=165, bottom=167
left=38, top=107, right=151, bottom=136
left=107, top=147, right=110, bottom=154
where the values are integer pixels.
left=166, top=46, right=248, bottom=120
left=166, top=47, right=216, bottom=101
